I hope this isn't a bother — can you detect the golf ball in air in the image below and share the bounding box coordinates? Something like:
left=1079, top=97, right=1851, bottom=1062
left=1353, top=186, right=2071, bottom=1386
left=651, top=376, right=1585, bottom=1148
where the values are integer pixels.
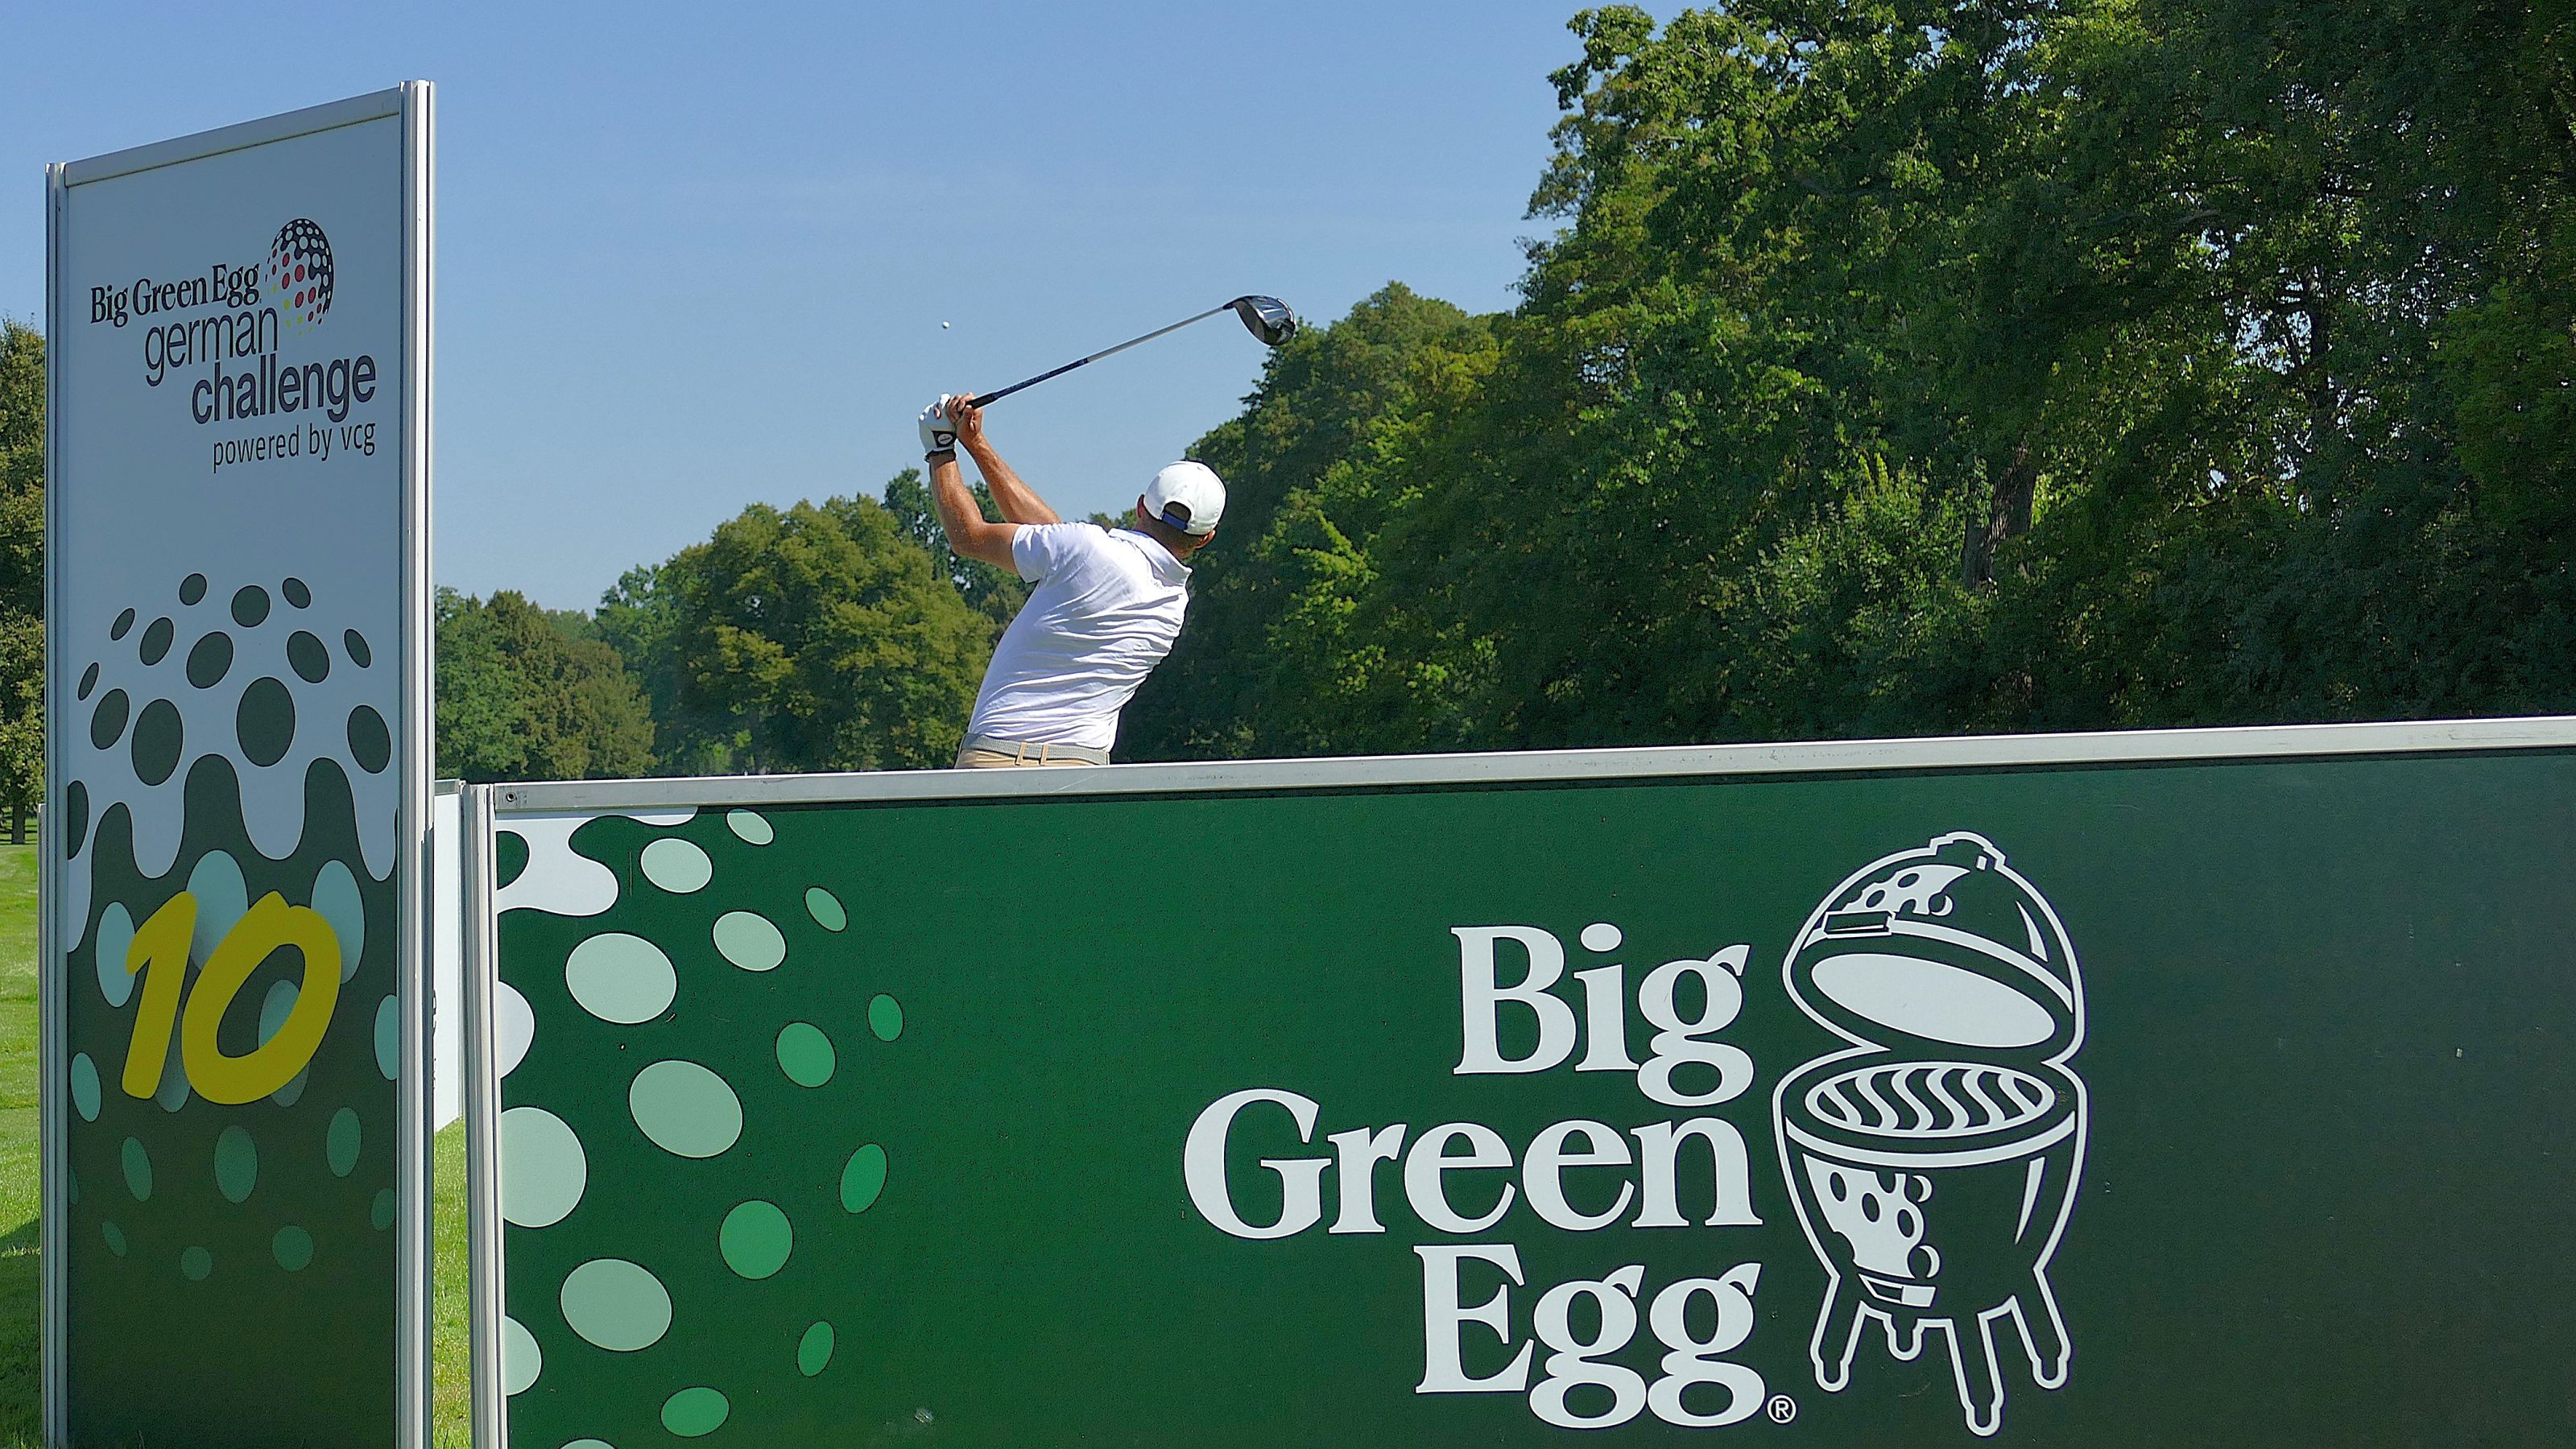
left=941, top=321, right=950, bottom=328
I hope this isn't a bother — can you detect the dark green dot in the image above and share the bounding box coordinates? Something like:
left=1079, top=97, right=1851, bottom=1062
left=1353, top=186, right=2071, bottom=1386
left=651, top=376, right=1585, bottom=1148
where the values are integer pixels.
left=776, top=1022, right=836, bottom=1087
left=282, top=577, right=312, bottom=608
left=273, top=1225, right=315, bottom=1271
left=179, top=575, right=206, bottom=605
left=797, top=1322, right=834, bottom=1377
left=662, top=1388, right=729, bottom=1438
left=101, top=1220, right=126, bottom=1257
left=287, top=631, right=330, bottom=683
left=371, top=1188, right=395, bottom=1230
left=343, top=630, right=372, bottom=667
left=77, top=663, right=98, bottom=700
left=180, top=1246, right=212, bottom=1281
left=110, top=608, right=136, bottom=640
left=63, top=782, right=87, bottom=860
left=213, top=1125, right=258, bottom=1203
left=237, top=678, right=296, bottom=766
left=186, top=633, right=234, bottom=688
left=139, top=617, right=174, bottom=665
left=868, top=993, right=903, bottom=1042
left=131, top=700, right=183, bottom=786
left=89, top=689, right=130, bottom=749
left=230, top=587, right=271, bottom=628
left=349, top=707, right=390, bottom=774
left=496, top=831, right=529, bottom=888
left=122, top=1137, right=152, bottom=1200
left=720, top=1200, right=794, bottom=1278
left=840, top=1144, right=887, bottom=1213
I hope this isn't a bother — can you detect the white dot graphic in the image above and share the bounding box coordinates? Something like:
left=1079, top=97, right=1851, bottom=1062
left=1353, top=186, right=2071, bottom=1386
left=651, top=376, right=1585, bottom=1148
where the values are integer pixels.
left=639, top=838, right=712, bottom=894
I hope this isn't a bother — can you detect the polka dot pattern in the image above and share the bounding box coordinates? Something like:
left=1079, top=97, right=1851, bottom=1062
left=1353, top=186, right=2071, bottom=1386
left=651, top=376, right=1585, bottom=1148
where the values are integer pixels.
left=494, top=812, right=904, bottom=1445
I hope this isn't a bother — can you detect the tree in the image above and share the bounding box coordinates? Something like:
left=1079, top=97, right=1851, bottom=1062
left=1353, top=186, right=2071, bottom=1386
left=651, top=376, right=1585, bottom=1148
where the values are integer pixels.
left=0, top=322, right=42, bottom=841
left=635, top=494, right=996, bottom=773
left=435, top=588, right=655, bottom=782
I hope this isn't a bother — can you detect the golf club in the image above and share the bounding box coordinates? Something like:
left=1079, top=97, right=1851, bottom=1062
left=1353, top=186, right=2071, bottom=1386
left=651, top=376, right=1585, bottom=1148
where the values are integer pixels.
left=967, top=295, right=1298, bottom=408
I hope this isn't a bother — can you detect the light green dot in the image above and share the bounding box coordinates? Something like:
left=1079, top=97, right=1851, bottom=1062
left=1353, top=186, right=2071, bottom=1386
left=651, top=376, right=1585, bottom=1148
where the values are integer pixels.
left=560, top=1258, right=672, bottom=1351
left=639, top=838, right=712, bottom=893
left=720, top=1200, right=793, bottom=1279
left=374, top=994, right=399, bottom=1080
left=273, top=1226, right=315, bottom=1271
left=661, top=1387, right=729, bottom=1438
left=804, top=887, right=846, bottom=932
left=373, top=1188, right=396, bottom=1230
left=214, top=1125, right=258, bottom=1203
left=187, top=852, right=248, bottom=961
left=775, top=1022, right=835, bottom=1088
left=70, top=1054, right=100, bottom=1121
left=797, top=1321, right=834, bottom=1377
left=564, top=932, right=676, bottom=1024
left=841, top=1144, right=888, bottom=1214
left=121, top=1137, right=152, bottom=1201
left=327, top=1107, right=362, bottom=1177
left=101, top=1220, right=126, bottom=1257
left=94, top=904, right=136, bottom=1007
left=502, top=1316, right=542, bottom=1395
left=501, top=1106, right=588, bottom=1227
left=726, top=809, right=774, bottom=844
left=561, top=1442, right=614, bottom=1449
left=868, top=993, right=903, bottom=1042
left=628, top=1061, right=742, bottom=1159
left=713, top=911, right=785, bottom=972
left=311, top=860, right=365, bottom=981
left=180, top=1246, right=212, bottom=1281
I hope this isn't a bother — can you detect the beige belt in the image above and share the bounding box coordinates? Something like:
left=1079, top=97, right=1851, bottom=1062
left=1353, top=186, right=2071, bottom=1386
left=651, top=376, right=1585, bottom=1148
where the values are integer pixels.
left=961, top=735, right=1110, bottom=766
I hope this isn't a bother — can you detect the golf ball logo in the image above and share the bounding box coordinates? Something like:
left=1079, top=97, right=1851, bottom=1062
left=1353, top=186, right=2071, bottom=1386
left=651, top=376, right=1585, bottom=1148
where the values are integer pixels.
left=267, top=218, right=334, bottom=331
left=1772, top=832, right=2087, bottom=1438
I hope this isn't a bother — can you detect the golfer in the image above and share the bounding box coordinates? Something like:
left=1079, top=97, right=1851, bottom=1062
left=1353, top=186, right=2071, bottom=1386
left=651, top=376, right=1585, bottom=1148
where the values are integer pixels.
left=920, top=394, right=1224, bottom=767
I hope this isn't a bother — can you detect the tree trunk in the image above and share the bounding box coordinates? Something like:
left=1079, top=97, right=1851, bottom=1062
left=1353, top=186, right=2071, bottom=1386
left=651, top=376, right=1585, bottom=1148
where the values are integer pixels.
left=1961, top=441, right=2038, bottom=587
left=8, top=803, right=23, bottom=846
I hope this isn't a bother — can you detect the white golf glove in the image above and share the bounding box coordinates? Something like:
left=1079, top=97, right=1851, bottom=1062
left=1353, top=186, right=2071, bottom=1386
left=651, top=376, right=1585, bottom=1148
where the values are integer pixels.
left=918, top=396, right=960, bottom=456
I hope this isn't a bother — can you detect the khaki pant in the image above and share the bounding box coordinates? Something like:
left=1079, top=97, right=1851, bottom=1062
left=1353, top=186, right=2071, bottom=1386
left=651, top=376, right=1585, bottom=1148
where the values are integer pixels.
left=954, top=743, right=1101, bottom=769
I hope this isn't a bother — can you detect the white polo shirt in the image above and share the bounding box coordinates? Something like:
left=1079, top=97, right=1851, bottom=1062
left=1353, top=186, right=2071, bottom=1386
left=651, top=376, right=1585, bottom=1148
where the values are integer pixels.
left=965, top=522, right=1192, bottom=751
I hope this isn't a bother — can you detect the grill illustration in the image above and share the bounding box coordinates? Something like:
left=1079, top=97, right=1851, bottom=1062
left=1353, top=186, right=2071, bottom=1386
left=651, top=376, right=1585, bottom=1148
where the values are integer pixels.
left=1771, top=832, right=2087, bottom=1438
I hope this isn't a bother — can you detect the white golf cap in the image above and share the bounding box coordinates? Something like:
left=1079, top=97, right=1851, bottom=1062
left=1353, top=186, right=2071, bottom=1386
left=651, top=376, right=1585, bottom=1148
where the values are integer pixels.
left=1142, top=460, right=1226, bottom=536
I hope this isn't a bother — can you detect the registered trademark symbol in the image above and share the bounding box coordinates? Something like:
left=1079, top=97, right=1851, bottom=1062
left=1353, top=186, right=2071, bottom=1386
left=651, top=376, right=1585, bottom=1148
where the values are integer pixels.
left=1767, top=1395, right=1798, bottom=1425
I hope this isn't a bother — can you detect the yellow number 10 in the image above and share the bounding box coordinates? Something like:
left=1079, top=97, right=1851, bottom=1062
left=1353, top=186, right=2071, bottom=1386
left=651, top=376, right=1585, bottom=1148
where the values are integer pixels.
left=120, top=890, right=344, bottom=1106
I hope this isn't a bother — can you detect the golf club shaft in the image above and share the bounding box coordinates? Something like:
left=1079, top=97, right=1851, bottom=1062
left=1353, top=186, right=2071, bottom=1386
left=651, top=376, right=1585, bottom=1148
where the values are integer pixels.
left=968, top=303, right=1234, bottom=408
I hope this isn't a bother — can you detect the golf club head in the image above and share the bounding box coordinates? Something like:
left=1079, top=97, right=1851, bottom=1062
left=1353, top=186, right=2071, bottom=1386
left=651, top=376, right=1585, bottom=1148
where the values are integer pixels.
left=1229, top=295, right=1300, bottom=347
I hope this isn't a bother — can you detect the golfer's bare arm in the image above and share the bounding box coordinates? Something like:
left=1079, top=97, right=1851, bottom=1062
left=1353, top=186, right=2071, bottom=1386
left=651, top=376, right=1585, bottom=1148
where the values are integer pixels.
left=928, top=446, right=1019, bottom=572
left=950, top=397, right=1061, bottom=526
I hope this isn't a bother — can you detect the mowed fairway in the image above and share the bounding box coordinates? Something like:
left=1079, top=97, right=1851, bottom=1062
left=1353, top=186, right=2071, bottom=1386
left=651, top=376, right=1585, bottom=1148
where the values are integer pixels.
left=0, top=843, right=475, bottom=1447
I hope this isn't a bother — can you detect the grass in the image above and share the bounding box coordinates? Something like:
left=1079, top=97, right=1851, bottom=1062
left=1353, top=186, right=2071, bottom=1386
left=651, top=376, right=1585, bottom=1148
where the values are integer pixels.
left=0, top=844, right=477, bottom=1447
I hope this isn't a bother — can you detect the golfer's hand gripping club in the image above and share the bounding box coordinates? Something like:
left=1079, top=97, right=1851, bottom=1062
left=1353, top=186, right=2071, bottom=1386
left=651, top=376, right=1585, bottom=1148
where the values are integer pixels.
left=918, top=395, right=961, bottom=456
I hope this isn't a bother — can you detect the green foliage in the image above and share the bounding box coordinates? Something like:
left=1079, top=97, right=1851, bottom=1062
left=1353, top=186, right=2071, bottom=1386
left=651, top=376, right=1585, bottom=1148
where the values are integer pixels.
left=606, top=493, right=995, bottom=774
left=435, top=588, right=655, bottom=782
left=0, top=326, right=40, bottom=824
left=1127, top=2, right=2576, bottom=761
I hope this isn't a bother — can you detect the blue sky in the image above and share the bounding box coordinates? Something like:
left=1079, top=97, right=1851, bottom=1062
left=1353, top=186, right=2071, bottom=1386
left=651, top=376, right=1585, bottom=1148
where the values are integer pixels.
left=3, top=2, right=1595, bottom=610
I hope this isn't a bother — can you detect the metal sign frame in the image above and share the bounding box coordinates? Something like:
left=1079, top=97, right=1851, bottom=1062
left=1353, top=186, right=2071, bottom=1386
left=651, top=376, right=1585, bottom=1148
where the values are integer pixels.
left=42, top=83, right=435, bottom=1449
left=460, top=712, right=2576, bottom=1443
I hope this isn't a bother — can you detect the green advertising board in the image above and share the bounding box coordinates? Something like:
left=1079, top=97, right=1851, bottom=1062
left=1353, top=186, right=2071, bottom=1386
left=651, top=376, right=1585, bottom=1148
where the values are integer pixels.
left=467, top=720, right=2576, bottom=1446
